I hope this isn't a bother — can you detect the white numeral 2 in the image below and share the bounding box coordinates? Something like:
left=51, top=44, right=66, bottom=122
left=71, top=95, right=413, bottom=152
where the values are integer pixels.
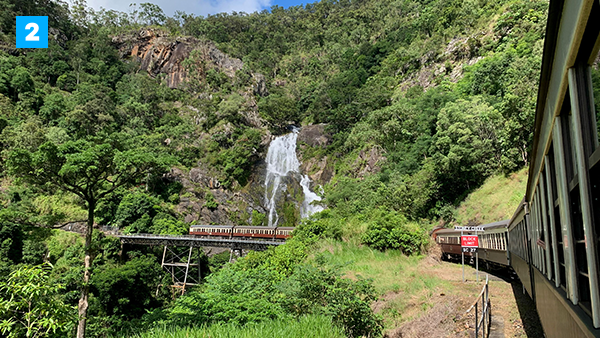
left=25, top=23, right=40, bottom=41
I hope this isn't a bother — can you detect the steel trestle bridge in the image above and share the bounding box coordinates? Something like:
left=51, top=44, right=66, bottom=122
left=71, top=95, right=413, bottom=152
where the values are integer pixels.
left=118, top=233, right=285, bottom=294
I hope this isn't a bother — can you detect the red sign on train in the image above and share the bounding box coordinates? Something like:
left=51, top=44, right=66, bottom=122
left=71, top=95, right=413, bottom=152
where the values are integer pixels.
left=461, top=235, right=479, bottom=247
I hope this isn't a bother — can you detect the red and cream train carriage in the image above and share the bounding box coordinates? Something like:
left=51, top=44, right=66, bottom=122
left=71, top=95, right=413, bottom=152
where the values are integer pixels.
left=189, top=225, right=294, bottom=240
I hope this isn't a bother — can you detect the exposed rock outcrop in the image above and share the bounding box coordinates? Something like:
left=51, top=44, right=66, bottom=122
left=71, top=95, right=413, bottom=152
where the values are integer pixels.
left=252, top=73, right=269, bottom=97
left=296, top=124, right=334, bottom=186
left=111, top=28, right=244, bottom=88
left=351, top=146, right=386, bottom=178
left=397, top=33, right=489, bottom=91
left=297, top=124, right=331, bottom=148
left=300, top=156, right=334, bottom=186
left=166, top=166, right=267, bottom=225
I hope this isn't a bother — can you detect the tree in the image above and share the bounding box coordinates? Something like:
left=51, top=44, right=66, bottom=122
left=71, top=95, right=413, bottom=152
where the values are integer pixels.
left=432, top=97, right=503, bottom=202
left=0, top=264, right=76, bottom=338
left=6, top=136, right=173, bottom=338
left=138, top=3, right=167, bottom=26
left=258, top=93, right=299, bottom=132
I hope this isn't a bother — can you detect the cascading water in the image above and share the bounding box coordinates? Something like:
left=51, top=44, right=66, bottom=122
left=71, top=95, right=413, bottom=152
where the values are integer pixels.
left=264, top=127, right=324, bottom=226
left=300, top=174, right=325, bottom=218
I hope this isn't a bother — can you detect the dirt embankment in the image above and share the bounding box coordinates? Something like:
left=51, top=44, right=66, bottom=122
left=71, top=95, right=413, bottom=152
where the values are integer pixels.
left=377, top=248, right=543, bottom=338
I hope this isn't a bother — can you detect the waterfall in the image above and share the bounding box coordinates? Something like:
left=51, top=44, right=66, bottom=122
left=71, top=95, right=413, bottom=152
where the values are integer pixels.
left=300, top=174, right=325, bottom=218
left=264, top=127, right=324, bottom=226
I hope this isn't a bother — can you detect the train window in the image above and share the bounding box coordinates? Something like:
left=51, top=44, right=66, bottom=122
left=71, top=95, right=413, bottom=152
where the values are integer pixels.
left=571, top=186, right=592, bottom=314
left=559, top=108, right=576, bottom=181
left=592, top=160, right=600, bottom=240
left=512, top=221, right=525, bottom=260
left=551, top=138, right=568, bottom=289
left=530, top=193, right=545, bottom=274
left=535, top=191, right=546, bottom=273
left=542, top=166, right=557, bottom=282
left=524, top=222, right=528, bottom=260
left=591, top=41, right=600, bottom=150
left=589, top=44, right=600, bottom=306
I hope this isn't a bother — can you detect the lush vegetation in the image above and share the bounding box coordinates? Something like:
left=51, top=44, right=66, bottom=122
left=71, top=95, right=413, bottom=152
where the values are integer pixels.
left=0, top=0, right=551, bottom=336
left=453, top=166, right=528, bottom=225
left=126, top=315, right=346, bottom=338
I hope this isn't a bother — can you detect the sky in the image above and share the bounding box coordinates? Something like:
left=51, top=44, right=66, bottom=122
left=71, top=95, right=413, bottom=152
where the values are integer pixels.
left=86, top=0, right=309, bottom=17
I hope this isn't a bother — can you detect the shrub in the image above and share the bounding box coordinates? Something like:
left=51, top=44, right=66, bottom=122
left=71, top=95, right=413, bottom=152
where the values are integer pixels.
left=361, top=208, right=426, bottom=255
left=168, top=257, right=383, bottom=338
left=0, top=264, right=76, bottom=338
left=279, top=261, right=383, bottom=338
left=251, top=210, right=266, bottom=226
left=204, top=192, right=218, bottom=210
left=293, top=210, right=342, bottom=242
left=114, top=192, right=161, bottom=229
left=168, top=268, right=285, bottom=326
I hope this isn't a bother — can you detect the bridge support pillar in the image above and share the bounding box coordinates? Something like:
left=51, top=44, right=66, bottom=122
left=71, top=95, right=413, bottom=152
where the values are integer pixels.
left=161, top=245, right=202, bottom=295
left=229, top=247, right=244, bottom=263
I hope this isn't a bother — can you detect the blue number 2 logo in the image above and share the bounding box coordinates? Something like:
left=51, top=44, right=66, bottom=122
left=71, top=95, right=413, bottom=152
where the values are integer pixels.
left=16, top=16, right=48, bottom=48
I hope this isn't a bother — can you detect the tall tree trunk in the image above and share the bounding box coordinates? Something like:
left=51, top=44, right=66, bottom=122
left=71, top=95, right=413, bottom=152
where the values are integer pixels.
left=77, top=200, right=95, bottom=338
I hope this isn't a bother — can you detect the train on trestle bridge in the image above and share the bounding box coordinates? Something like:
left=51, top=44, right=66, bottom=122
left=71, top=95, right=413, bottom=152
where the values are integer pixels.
left=188, top=225, right=294, bottom=241
left=435, top=0, right=600, bottom=336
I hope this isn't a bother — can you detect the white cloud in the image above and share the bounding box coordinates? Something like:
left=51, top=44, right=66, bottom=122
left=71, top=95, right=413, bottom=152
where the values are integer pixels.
left=86, top=0, right=273, bottom=17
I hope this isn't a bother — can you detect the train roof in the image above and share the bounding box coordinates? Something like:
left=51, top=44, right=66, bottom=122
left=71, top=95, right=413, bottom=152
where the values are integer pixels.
left=234, top=226, right=278, bottom=230
left=435, top=228, right=474, bottom=235
left=190, top=225, right=295, bottom=229
left=479, top=219, right=510, bottom=230
left=508, top=197, right=527, bottom=229
left=435, top=219, right=509, bottom=236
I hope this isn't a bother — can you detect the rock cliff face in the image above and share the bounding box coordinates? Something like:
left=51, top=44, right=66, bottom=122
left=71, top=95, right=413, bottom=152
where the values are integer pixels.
left=297, top=124, right=335, bottom=186
left=166, top=166, right=266, bottom=225
left=111, top=28, right=244, bottom=88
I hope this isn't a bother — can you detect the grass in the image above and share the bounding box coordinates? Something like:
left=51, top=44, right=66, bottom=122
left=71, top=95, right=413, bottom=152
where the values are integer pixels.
left=316, top=239, right=450, bottom=293
left=454, top=167, right=528, bottom=226
left=314, top=239, right=453, bottom=330
left=126, top=315, right=346, bottom=338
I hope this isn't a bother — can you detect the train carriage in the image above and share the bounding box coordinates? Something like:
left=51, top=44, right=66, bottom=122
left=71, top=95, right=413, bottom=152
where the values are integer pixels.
left=189, top=225, right=234, bottom=238
left=275, top=227, right=295, bottom=239
left=232, top=226, right=278, bottom=239
left=189, top=225, right=294, bottom=241
left=436, top=221, right=510, bottom=268
left=476, top=220, right=510, bottom=268
left=436, top=228, right=477, bottom=262
left=506, top=0, right=600, bottom=336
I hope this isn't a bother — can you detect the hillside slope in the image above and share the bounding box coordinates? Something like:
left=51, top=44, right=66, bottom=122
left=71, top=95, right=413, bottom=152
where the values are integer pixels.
left=453, top=167, right=528, bottom=226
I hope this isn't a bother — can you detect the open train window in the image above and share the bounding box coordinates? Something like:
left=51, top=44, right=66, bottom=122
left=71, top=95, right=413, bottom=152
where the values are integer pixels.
left=536, top=189, right=547, bottom=274
left=592, top=162, right=600, bottom=288
left=590, top=33, right=600, bottom=316
left=549, top=145, right=567, bottom=289
left=571, top=185, right=592, bottom=314
left=561, top=103, right=593, bottom=309
left=585, top=10, right=600, bottom=156
left=545, top=166, right=558, bottom=283
left=593, top=55, right=600, bottom=151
